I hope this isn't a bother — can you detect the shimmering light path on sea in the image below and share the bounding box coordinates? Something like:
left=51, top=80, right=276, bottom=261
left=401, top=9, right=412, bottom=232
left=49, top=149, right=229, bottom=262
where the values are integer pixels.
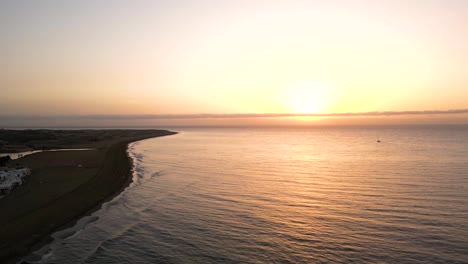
left=29, top=126, right=468, bottom=263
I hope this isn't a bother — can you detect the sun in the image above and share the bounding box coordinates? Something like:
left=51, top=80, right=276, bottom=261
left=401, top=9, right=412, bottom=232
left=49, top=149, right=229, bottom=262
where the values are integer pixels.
left=283, top=81, right=333, bottom=114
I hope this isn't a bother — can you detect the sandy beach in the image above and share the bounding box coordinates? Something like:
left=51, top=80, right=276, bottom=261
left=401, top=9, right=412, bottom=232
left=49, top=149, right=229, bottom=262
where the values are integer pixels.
left=0, top=130, right=176, bottom=263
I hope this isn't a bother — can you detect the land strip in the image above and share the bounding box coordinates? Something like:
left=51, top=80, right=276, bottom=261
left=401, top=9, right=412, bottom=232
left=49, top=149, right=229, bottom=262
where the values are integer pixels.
left=0, top=129, right=177, bottom=263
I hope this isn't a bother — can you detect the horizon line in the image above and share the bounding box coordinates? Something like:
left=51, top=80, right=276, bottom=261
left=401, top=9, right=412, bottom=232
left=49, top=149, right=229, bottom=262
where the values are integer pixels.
left=1, top=108, right=468, bottom=120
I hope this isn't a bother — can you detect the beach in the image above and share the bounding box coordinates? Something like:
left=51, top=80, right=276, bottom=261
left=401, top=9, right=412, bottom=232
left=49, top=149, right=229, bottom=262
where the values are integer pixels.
left=0, top=130, right=176, bottom=263
left=26, top=126, right=468, bottom=264
left=37, top=126, right=468, bottom=264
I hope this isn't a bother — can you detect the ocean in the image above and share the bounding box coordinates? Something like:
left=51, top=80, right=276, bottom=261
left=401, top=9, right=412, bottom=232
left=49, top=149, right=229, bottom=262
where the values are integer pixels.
left=25, top=126, right=468, bottom=263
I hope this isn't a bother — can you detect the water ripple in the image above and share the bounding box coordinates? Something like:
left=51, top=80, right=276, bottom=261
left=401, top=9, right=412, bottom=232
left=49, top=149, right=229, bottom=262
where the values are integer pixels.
left=31, top=127, right=468, bottom=263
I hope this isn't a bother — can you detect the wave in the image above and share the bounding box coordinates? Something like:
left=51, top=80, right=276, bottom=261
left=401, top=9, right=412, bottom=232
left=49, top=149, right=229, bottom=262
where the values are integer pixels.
left=20, top=139, right=152, bottom=263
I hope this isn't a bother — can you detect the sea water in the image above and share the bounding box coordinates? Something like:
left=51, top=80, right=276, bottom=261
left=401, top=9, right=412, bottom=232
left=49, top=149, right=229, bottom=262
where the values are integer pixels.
left=26, top=126, right=468, bottom=263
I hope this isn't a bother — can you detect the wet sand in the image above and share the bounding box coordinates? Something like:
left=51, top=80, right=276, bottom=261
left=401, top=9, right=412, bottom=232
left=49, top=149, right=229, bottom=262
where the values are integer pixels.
left=0, top=130, right=176, bottom=263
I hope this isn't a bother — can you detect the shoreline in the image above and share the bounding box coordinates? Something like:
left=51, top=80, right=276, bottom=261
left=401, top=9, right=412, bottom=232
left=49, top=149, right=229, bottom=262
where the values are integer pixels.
left=21, top=140, right=147, bottom=263
left=0, top=130, right=177, bottom=264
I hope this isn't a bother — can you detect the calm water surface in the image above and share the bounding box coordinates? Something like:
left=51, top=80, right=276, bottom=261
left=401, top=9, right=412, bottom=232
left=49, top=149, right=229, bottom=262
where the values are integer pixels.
left=29, top=126, right=468, bottom=263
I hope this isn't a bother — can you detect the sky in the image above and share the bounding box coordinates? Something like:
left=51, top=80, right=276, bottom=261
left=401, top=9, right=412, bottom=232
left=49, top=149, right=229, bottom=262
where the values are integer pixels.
left=1, top=0, right=467, bottom=126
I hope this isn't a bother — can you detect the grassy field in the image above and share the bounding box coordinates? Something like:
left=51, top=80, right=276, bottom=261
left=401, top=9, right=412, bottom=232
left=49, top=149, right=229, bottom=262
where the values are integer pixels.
left=0, top=129, right=176, bottom=263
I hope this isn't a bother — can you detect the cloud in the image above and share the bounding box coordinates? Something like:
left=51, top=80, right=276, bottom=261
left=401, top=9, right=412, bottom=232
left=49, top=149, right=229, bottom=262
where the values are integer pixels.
left=2, top=109, right=468, bottom=120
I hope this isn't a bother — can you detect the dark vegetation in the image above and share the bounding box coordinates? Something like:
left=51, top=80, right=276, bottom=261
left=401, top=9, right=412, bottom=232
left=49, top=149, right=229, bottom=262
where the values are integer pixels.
left=0, top=155, right=11, bottom=166
left=0, top=129, right=164, bottom=152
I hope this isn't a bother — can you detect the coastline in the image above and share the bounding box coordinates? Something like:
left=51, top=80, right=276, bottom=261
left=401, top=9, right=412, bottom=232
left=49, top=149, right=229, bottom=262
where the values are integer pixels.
left=0, top=130, right=177, bottom=264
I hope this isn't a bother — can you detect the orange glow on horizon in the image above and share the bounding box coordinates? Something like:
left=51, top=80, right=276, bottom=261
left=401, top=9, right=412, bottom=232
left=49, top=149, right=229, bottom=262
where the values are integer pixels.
left=0, top=1, right=467, bottom=126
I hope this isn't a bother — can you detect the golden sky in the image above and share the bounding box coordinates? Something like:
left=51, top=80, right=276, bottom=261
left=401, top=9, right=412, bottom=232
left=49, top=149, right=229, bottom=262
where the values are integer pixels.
left=1, top=0, right=467, bottom=126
